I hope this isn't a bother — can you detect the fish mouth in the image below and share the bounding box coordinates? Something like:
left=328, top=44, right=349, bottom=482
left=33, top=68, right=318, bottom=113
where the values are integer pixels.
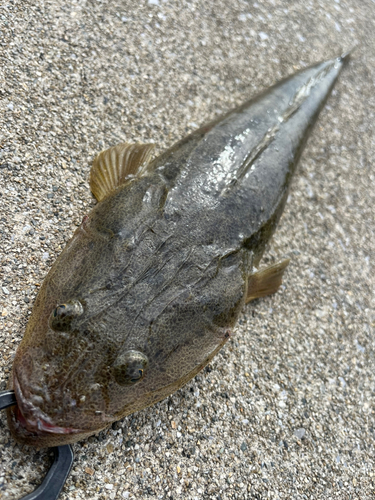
left=12, top=372, right=83, bottom=437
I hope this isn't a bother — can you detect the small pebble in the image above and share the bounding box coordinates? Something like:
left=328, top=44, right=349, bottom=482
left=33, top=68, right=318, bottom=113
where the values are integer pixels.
left=294, top=428, right=306, bottom=440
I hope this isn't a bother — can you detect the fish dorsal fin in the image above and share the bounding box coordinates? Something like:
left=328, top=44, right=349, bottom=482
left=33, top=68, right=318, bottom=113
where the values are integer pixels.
left=90, top=143, right=155, bottom=201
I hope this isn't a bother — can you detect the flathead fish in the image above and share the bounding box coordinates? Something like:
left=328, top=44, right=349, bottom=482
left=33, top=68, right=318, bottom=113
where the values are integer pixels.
left=7, top=54, right=348, bottom=447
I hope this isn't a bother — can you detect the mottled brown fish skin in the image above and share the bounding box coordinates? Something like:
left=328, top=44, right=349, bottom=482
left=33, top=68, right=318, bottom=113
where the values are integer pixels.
left=8, top=55, right=348, bottom=447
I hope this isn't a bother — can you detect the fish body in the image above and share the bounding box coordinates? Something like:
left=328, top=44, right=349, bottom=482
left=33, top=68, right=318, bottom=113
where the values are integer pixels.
left=8, top=55, right=348, bottom=447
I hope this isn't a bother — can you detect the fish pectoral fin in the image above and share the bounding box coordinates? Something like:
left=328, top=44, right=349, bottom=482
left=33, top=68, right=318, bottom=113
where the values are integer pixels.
left=90, top=142, right=155, bottom=201
left=246, top=259, right=290, bottom=303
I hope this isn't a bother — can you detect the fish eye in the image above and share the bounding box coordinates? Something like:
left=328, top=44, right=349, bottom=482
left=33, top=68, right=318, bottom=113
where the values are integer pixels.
left=49, top=299, right=84, bottom=331
left=112, top=350, right=148, bottom=386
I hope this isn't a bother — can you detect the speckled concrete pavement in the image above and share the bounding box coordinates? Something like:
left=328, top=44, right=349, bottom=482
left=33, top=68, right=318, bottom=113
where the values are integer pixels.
left=0, top=1, right=374, bottom=499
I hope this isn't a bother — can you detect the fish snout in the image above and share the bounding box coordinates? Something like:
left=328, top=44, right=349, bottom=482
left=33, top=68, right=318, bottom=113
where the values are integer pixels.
left=8, top=359, right=115, bottom=446
left=8, top=370, right=87, bottom=447
left=13, top=370, right=78, bottom=432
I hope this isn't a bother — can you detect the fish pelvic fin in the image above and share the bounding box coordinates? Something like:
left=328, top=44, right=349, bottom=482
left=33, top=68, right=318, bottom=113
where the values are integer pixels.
left=90, top=143, right=155, bottom=202
left=246, top=259, right=290, bottom=303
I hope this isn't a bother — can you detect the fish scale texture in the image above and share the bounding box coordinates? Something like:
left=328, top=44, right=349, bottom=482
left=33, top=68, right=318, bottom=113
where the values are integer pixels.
left=0, top=0, right=374, bottom=499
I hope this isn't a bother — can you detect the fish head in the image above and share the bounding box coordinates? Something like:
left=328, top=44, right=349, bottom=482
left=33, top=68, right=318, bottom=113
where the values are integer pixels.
left=8, top=282, right=227, bottom=447
left=8, top=256, right=244, bottom=448
left=8, top=194, right=246, bottom=447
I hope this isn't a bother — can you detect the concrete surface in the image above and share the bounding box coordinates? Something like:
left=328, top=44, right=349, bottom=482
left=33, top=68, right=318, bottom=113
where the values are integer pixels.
left=0, top=0, right=374, bottom=499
